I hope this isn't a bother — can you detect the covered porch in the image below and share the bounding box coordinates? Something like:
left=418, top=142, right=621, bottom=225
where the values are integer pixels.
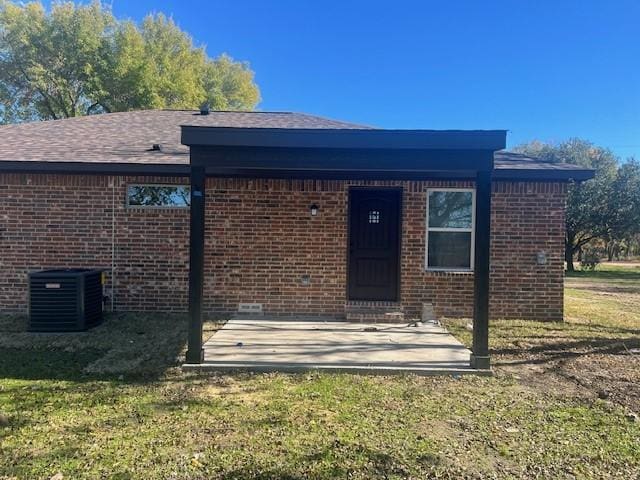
left=181, top=126, right=507, bottom=373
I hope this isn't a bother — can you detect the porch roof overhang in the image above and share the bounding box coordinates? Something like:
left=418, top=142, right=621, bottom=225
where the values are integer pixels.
left=181, top=126, right=507, bottom=177
left=181, top=126, right=507, bottom=150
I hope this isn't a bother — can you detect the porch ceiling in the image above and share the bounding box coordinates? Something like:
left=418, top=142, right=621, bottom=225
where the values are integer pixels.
left=188, top=146, right=496, bottom=179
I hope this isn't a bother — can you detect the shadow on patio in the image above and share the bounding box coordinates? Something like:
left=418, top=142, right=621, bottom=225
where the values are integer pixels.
left=184, top=318, right=487, bottom=376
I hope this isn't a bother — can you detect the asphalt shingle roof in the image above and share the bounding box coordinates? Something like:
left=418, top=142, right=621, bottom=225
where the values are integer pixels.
left=493, top=151, right=588, bottom=172
left=0, top=109, right=592, bottom=179
left=0, top=110, right=369, bottom=164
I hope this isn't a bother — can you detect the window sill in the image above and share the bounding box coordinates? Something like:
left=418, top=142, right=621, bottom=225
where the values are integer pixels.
left=424, top=269, right=474, bottom=276
left=126, top=206, right=190, bottom=210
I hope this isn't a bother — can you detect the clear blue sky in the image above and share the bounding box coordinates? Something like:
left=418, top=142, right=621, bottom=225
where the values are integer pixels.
left=113, top=1, right=639, bottom=158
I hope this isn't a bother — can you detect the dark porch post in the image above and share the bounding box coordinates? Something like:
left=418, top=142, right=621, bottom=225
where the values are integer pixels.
left=471, top=168, right=492, bottom=370
left=186, top=165, right=206, bottom=363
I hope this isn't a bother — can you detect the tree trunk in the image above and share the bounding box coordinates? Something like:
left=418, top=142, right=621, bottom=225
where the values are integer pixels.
left=606, top=240, right=614, bottom=261
left=565, top=243, right=575, bottom=272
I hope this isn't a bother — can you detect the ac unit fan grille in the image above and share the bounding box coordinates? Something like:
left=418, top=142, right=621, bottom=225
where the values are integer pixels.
left=29, top=269, right=103, bottom=332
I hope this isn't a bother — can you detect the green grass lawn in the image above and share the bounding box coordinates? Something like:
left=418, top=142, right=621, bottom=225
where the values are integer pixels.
left=1, top=264, right=639, bottom=479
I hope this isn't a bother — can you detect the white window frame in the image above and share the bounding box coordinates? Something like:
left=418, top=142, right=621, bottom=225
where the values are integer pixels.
left=126, top=183, right=191, bottom=209
left=425, top=188, right=476, bottom=272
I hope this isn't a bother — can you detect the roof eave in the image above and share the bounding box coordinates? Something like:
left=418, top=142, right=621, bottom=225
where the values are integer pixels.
left=0, top=159, right=595, bottom=182
left=0, top=161, right=190, bottom=176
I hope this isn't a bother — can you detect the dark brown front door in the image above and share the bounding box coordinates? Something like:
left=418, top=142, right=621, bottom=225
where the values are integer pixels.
left=348, top=188, right=402, bottom=301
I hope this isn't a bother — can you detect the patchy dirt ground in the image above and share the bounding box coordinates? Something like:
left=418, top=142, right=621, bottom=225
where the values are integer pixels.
left=494, top=345, right=640, bottom=415
left=448, top=263, right=640, bottom=416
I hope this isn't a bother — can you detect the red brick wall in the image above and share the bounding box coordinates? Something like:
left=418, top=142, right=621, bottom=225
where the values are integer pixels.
left=401, top=181, right=477, bottom=319
left=202, top=178, right=566, bottom=320
left=490, top=182, right=567, bottom=321
left=204, top=178, right=348, bottom=315
left=0, top=174, right=566, bottom=321
left=0, top=174, right=189, bottom=313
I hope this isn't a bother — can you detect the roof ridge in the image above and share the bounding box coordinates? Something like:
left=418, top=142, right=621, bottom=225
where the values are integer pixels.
left=160, top=108, right=296, bottom=114
left=287, top=111, right=375, bottom=129
left=0, top=109, right=162, bottom=127
left=0, top=109, right=371, bottom=130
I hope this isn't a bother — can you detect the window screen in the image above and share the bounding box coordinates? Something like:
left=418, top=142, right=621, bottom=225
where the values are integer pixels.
left=426, top=190, right=474, bottom=270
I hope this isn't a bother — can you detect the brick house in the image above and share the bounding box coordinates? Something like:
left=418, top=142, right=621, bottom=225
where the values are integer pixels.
left=0, top=109, right=592, bottom=368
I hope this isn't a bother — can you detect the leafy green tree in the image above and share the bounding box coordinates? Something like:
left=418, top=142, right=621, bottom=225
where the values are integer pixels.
left=0, top=1, right=260, bottom=122
left=603, top=159, right=640, bottom=259
left=515, top=139, right=618, bottom=271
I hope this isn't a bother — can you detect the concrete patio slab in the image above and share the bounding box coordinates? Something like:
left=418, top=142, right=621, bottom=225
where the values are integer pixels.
left=183, top=318, right=490, bottom=376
